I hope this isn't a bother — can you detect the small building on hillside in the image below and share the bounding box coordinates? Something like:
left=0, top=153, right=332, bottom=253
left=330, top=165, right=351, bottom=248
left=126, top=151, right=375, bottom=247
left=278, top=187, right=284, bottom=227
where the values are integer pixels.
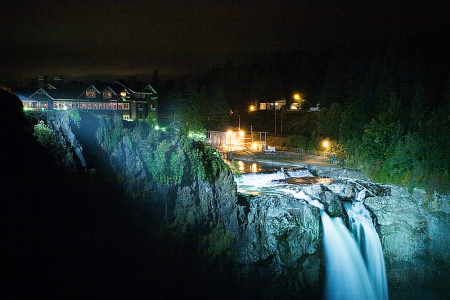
left=208, top=130, right=248, bottom=151
left=258, top=99, right=286, bottom=111
left=310, top=104, right=320, bottom=112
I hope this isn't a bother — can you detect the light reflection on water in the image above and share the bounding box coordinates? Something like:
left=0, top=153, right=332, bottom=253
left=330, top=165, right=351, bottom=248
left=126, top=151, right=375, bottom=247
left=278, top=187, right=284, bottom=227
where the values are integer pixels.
left=237, top=185, right=287, bottom=196
left=228, top=160, right=281, bottom=173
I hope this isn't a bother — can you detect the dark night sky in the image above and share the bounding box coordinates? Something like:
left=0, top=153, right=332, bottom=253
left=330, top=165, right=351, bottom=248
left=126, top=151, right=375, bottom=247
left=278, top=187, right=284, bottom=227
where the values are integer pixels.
left=1, top=0, right=449, bottom=83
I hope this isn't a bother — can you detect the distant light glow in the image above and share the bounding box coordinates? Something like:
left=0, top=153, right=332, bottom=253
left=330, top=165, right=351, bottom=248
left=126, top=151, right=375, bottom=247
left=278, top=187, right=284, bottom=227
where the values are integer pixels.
left=251, top=163, right=258, bottom=173
left=239, top=130, right=244, bottom=137
left=238, top=161, right=245, bottom=172
left=322, top=140, right=330, bottom=148
left=155, top=125, right=159, bottom=130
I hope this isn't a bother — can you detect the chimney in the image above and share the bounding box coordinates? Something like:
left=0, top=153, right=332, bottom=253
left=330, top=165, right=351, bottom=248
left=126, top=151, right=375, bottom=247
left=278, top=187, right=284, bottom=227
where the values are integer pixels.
left=39, top=75, right=48, bottom=88
left=53, top=76, right=63, bottom=86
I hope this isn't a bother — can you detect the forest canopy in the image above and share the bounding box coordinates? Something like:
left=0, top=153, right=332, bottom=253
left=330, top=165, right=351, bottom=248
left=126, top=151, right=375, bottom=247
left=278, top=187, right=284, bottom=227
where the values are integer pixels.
left=156, top=36, right=450, bottom=193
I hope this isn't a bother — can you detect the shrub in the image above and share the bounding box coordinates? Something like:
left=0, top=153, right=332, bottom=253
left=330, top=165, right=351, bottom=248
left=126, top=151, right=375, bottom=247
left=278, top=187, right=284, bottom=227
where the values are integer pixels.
left=68, top=110, right=81, bottom=128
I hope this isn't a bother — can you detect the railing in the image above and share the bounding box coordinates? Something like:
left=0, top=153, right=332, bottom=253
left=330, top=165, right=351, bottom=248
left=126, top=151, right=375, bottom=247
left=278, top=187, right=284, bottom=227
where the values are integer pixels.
left=274, top=146, right=333, bottom=158
left=206, top=138, right=335, bottom=159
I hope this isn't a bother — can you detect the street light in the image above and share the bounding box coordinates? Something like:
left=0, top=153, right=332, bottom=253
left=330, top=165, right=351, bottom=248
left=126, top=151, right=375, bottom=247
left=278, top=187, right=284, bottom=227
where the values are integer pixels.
left=292, top=93, right=302, bottom=110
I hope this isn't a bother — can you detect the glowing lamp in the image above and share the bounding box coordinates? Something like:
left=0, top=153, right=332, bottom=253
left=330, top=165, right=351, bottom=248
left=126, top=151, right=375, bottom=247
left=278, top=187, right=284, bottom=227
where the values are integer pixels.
left=322, top=140, right=330, bottom=148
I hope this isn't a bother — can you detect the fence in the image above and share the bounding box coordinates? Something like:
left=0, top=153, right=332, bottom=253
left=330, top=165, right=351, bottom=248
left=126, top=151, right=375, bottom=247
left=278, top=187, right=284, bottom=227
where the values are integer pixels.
left=208, top=142, right=335, bottom=160
left=273, top=146, right=334, bottom=158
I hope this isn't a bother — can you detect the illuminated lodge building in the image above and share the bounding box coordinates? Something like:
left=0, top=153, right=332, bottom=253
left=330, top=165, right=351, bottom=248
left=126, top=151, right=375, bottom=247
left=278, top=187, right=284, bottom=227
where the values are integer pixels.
left=18, top=80, right=158, bottom=121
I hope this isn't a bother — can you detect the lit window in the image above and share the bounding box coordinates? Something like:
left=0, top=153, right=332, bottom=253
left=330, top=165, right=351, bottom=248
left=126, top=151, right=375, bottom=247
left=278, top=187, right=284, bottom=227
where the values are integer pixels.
left=103, top=92, right=111, bottom=99
left=118, top=103, right=130, bottom=110
left=86, top=90, right=96, bottom=98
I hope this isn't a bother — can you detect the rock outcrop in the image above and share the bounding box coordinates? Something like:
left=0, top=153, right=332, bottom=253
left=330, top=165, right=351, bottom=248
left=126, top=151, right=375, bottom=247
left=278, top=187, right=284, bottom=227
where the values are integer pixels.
left=365, top=186, right=450, bottom=299
left=13, top=109, right=450, bottom=299
left=232, top=194, right=322, bottom=299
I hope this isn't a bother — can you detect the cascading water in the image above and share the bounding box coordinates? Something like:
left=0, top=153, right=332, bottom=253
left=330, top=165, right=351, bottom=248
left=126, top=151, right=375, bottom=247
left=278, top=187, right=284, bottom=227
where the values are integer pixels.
left=236, top=171, right=287, bottom=186
left=320, top=210, right=377, bottom=300
left=344, top=192, right=389, bottom=300
left=235, top=170, right=388, bottom=300
left=236, top=168, right=314, bottom=186
left=282, top=187, right=389, bottom=300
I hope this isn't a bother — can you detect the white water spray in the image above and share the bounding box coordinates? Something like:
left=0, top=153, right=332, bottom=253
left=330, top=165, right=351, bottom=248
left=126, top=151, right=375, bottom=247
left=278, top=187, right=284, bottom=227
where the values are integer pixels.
left=235, top=171, right=388, bottom=300
left=321, top=210, right=377, bottom=300
left=236, top=168, right=313, bottom=186
left=344, top=199, right=389, bottom=300
left=236, top=171, right=286, bottom=186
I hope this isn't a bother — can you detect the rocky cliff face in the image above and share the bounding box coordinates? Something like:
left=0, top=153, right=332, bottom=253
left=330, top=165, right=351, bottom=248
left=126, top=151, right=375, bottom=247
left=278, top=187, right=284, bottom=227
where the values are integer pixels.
left=61, top=112, right=324, bottom=299
left=232, top=194, right=322, bottom=299
left=364, top=186, right=450, bottom=299
left=26, top=110, right=450, bottom=299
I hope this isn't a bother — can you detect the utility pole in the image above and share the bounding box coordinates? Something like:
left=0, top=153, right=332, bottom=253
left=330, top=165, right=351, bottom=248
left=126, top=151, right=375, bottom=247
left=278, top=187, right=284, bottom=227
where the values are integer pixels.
left=274, top=109, right=277, bottom=134
left=280, top=109, right=283, bottom=135
left=259, top=131, right=268, bottom=151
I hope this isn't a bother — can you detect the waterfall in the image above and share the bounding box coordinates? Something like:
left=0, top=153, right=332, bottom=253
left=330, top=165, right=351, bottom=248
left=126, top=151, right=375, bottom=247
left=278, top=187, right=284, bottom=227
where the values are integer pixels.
left=321, top=210, right=377, bottom=300
left=286, top=187, right=388, bottom=299
left=235, top=171, right=388, bottom=300
left=344, top=201, right=389, bottom=300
